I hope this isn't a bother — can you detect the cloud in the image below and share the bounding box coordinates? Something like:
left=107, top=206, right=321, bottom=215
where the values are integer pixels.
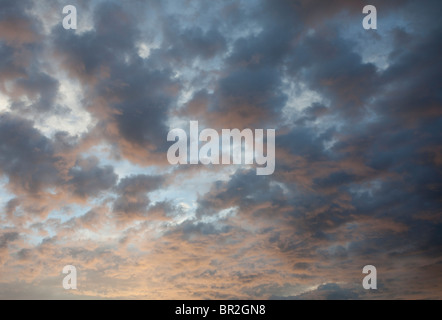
left=0, top=0, right=41, bottom=46
left=0, top=231, right=19, bottom=249
left=162, top=23, right=228, bottom=62
left=52, top=2, right=181, bottom=165
left=0, top=114, right=62, bottom=195
left=112, top=174, right=164, bottom=220
left=273, top=283, right=362, bottom=300
left=68, top=156, right=118, bottom=199
left=0, top=0, right=441, bottom=300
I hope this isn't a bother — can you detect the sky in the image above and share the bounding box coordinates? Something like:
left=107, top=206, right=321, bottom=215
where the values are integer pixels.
left=0, top=0, right=441, bottom=300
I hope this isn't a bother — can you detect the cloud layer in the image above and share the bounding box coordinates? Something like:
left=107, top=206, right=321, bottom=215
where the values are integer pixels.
left=0, top=0, right=441, bottom=299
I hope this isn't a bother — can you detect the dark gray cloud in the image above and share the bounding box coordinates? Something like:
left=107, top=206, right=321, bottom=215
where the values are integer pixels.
left=0, top=0, right=61, bottom=119
left=11, top=71, right=60, bottom=113
left=0, top=231, right=20, bottom=265
left=167, top=220, right=232, bottom=241
left=0, top=114, right=62, bottom=194
left=52, top=1, right=180, bottom=161
left=0, top=231, right=19, bottom=249
left=113, top=174, right=164, bottom=218
left=178, top=0, right=301, bottom=129
left=68, top=156, right=117, bottom=199
left=287, top=30, right=378, bottom=119
left=196, top=169, right=287, bottom=217
left=377, top=28, right=442, bottom=124
left=162, top=23, right=227, bottom=63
